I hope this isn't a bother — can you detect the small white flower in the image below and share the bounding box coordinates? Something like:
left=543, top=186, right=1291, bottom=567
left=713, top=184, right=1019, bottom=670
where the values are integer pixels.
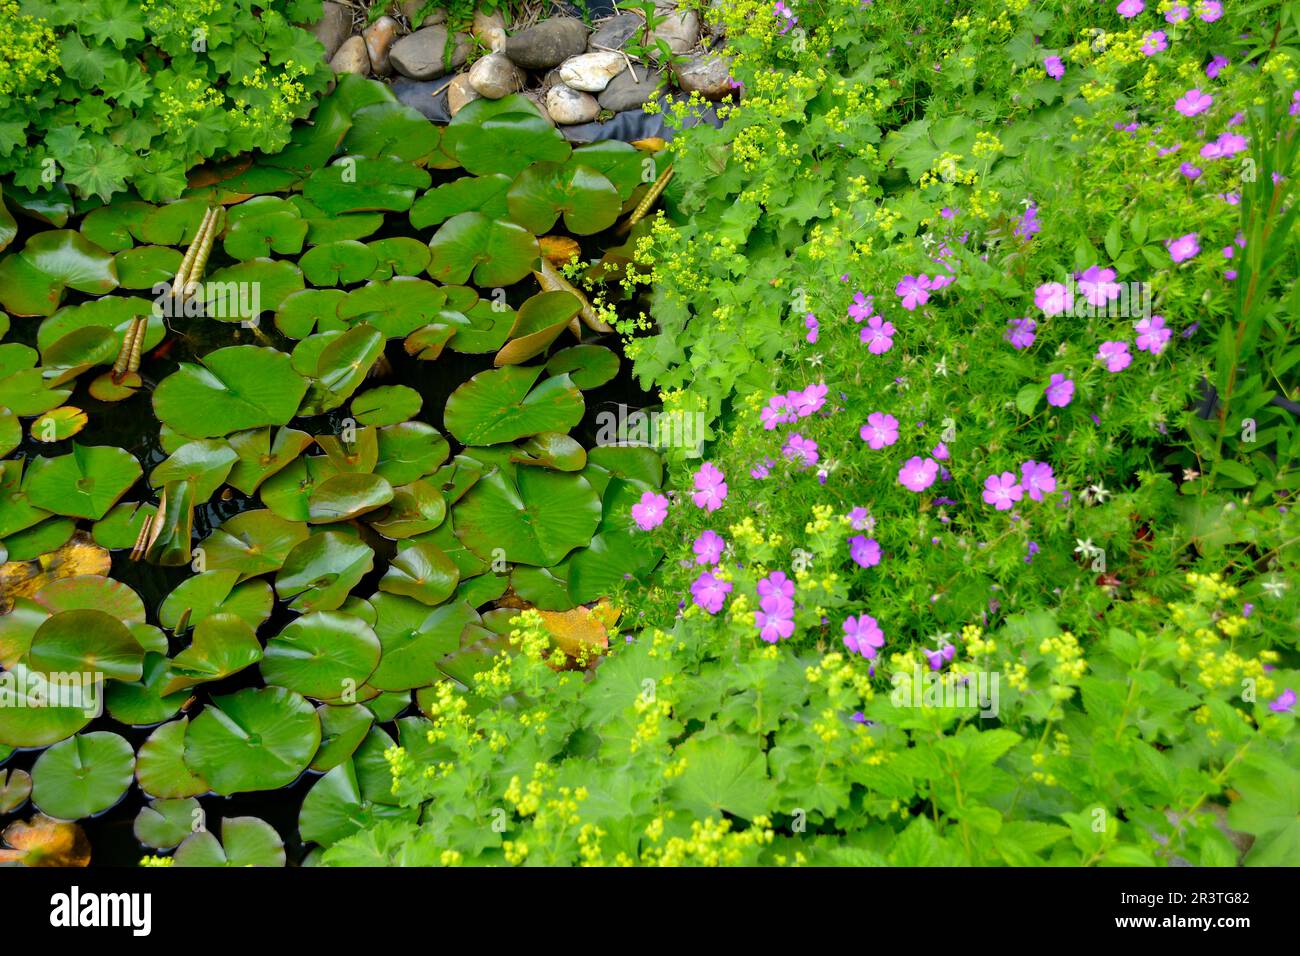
left=1262, top=578, right=1288, bottom=599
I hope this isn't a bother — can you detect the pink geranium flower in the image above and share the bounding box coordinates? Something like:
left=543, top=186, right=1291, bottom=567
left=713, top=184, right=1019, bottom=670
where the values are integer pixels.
left=983, top=472, right=1024, bottom=510
left=898, top=456, right=939, bottom=492
left=842, top=614, right=884, bottom=659
left=691, top=570, right=732, bottom=614
left=1135, top=314, right=1171, bottom=354
left=1097, top=340, right=1132, bottom=372
left=691, top=462, right=728, bottom=512
left=1034, top=281, right=1075, bottom=316
left=631, top=491, right=668, bottom=530
left=849, top=535, right=881, bottom=568
left=1167, top=232, right=1201, bottom=263
left=861, top=315, right=896, bottom=353
left=895, top=274, right=932, bottom=311
left=1045, top=373, right=1075, bottom=408
left=693, top=529, right=725, bottom=565
left=1019, top=460, right=1057, bottom=501
left=1175, top=88, right=1213, bottom=117
left=859, top=412, right=899, bottom=449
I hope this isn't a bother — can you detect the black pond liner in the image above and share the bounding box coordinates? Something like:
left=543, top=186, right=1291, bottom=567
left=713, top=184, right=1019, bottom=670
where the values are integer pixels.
left=0, top=163, right=664, bottom=867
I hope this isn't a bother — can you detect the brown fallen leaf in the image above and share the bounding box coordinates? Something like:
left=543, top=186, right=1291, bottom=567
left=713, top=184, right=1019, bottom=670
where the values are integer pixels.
left=631, top=137, right=668, bottom=153
left=0, top=815, right=91, bottom=867
left=537, top=600, right=620, bottom=669
left=0, top=531, right=110, bottom=614
left=539, top=235, right=582, bottom=265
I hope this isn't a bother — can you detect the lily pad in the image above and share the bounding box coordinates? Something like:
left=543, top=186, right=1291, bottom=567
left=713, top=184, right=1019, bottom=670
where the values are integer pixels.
left=298, top=323, right=386, bottom=416
left=507, top=161, right=622, bottom=235
left=444, top=365, right=583, bottom=446
left=134, top=797, right=203, bottom=851
left=184, top=687, right=321, bottom=795
left=150, top=439, right=238, bottom=501
left=409, top=173, right=513, bottom=229
left=104, top=654, right=188, bottom=727
left=173, top=816, right=286, bottom=867
left=352, top=385, right=422, bottom=426
left=338, top=277, right=449, bottom=337
left=369, top=479, right=446, bottom=539
left=311, top=703, right=375, bottom=772
left=199, top=510, right=310, bottom=581
left=454, top=463, right=601, bottom=566
left=308, top=472, right=394, bottom=524
left=367, top=237, right=431, bottom=280
left=227, top=426, right=315, bottom=495
left=375, top=422, right=449, bottom=485
left=275, top=531, right=375, bottom=613
left=153, top=345, right=309, bottom=438
left=28, top=608, right=145, bottom=682
left=0, top=229, right=118, bottom=316
left=136, top=718, right=209, bottom=799
left=443, top=97, right=571, bottom=177
left=342, top=102, right=441, bottom=162
left=275, top=288, right=348, bottom=339
left=298, top=754, right=417, bottom=846
left=113, top=245, right=183, bottom=289
left=494, top=290, right=582, bottom=367
left=163, top=613, right=265, bottom=695
left=378, top=539, right=460, bottom=606
left=262, top=611, right=382, bottom=700
left=30, top=407, right=88, bottom=443
left=203, top=259, right=305, bottom=322
left=0, top=768, right=31, bottom=814
left=22, top=444, right=141, bottom=521
left=0, top=663, right=93, bottom=747
left=158, top=569, right=275, bottom=633
left=426, top=212, right=539, bottom=288
left=301, top=240, right=378, bottom=287
left=546, top=344, right=620, bottom=389
left=31, top=732, right=135, bottom=820
left=303, top=156, right=431, bottom=215
left=368, top=594, right=479, bottom=692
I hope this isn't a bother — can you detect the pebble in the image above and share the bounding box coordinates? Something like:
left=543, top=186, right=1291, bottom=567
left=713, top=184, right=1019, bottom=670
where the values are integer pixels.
left=546, top=83, right=601, bottom=124
left=311, top=1, right=352, bottom=61
left=468, top=52, right=526, bottom=99
left=329, top=35, right=371, bottom=76
left=363, top=15, right=401, bottom=77
left=672, top=54, right=732, bottom=100
left=559, top=51, right=626, bottom=92
left=505, top=17, right=590, bottom=70
left=390, top=26, right=472, bottom=80
left=598, top=66, right=660, bottom=112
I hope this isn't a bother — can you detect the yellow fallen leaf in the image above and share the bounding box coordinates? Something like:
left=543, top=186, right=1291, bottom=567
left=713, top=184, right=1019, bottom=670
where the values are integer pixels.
left=0, top=815, right=91, bottom=867
left=0, top=531, right=110, bottom=614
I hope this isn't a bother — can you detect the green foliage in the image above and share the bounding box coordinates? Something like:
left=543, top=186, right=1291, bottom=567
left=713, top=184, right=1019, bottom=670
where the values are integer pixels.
left=0, top=0, right=332, bottom=202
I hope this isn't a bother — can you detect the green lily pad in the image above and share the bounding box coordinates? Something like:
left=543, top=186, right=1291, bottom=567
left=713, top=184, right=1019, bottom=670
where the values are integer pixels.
left=546, top=344, right=620, bottom=389
left=275, top=531, right=375, bottom=613
left=203, top=259, right=305, bottom=322
left=22, top=443, right=142, bottom=520
left=303, top=156, right=431, bottom=215
left=568, top=477, right=664, bottom=604
left=153, top=345, right=309, bottom=438
left=514, top=432, right=587, bottom=471
left=311, top=703, right=375, bottom=772
left=133, top=199, right=209, bottom=246
left=494, top=290, right=582, bottom=366
left=136, top=717, right=209, bottom=799
left=134, top=797, right=203, bottom=851
left=298, top=753, right=418, bottom=847
left=28, top=608, right=144, bottom=682
left=0, top=368, right=70, bottom=417
left=426, top=212, right=539, bottom=288
left=184, top=687, right=321, bottom=796
left=158, top=569, right=275, bottom=633
left=455, top=462, right=600, bottom=566
left=367, top=237, right=432, bottom=280
left=0, top=461, right=50, bottom=539
left=375, top=422, right=448, bottom=485
left=379, top=538, right=460, bottom=606
left=104, top=654, right=188, bottom=727
left=261, top=455, right=340, bottom=522
left=369, top=479, right=446, bottom=539
left=79, top=201, right=150, bottom=252
left=173, top=816, right=286, bottom=867
left=342, top=102, right=441, bottom=162
left=571, top=140, right=653, bottom=200
left=31, top=732, right=135, bottom=820
left=150, top=439, right=238, bottom=501
left=275, top=288, right=348, bottom=339
left=163, top=613, right=264, bottom=695
left=199, top=510, right=310, bottom=581
left=507, top=161, right=622, bottom=235
left=352, top=385, right=421, bottom=426
left=292, top=197, right=386, bottom=244
left=338, top=277, right=448, bottom=338
left=222, top=206, right=308, bottom=261
left=0, top=229, right=118, bottom=316
left=33, top=572, right=145, bottom=621
left=317, top=427, right=379, bottom=475
left=299, top=323, right=386, bottom=416
left=308, top=472, right=394, bottom=524
left=444, top=97, right=572, bottom=177
left=30, top=407, right=87, bottom=444
left=0, top=407, right=19, bottom=457
left=409, top=173, right=513, bottom=229
left=262, top=611, right=382, bottom=700
left=301, top=240, right=378, bottom=287
left=114, top=245, right=183, bottom=289
left=0, top=768, right=31, bottom=814
left=227, top=426, right=315, bottom=495
left=2, top=517, right=75, bottom=561
left=0, top=662, right=93, bottom=747
left=0, top=597, right=49, bottom=667
left=91, top=502, right=156, bottom=550
left=38, top=298, right=155, bottom=363
left=511, top=564, right=577, bottom=610
left=444, top=365, right=583, bottom=446
left=368, top=594, right=479, bottom=692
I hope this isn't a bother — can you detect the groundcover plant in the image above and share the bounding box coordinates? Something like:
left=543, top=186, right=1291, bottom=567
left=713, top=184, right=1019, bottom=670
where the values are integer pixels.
left=0, top=0, right=1296, bottom=871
